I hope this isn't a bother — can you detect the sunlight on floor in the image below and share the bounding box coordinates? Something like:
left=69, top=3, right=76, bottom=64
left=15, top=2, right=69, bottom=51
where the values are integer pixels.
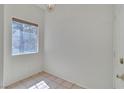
left=29, top=81, right=50, bottom=89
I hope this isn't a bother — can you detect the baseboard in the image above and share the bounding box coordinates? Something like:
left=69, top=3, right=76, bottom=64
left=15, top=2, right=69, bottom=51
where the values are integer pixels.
left=43, top=70, right=87, bottom=89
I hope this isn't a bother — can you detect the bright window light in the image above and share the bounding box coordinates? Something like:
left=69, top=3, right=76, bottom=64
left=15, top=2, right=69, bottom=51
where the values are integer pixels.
left=29, top=81, right=50, bottom=89
left=12, top=18, right=39, bottom=56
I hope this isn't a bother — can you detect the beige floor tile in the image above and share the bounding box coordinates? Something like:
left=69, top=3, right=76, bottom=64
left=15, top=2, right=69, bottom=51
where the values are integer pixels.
left=22, top=80, right=37, bottom=88
left=71, top=84, right=83, bottom=89
left=54, top=78, right=65, bottom=84
left=6, top=83, right=27, bottom=89
left=56, top=85, right=68, bottom=89
left=14, top=85, right=27, bottom=89
left=26, top=77, right=51, bottom=88
left=5, top=71, right=82, bottom=89
left=41, top=72, right=51, bottom=78
left=6, top=80, right=22, bottom=89
left=61, top=81, right=73, bottom=88
left=48, top=75, right=58, bottom=81
left=34, top=76, right=46, bottom=82
left=46, top=81, right=60, bottom=89
left=41, top=78, right=51, bottom=85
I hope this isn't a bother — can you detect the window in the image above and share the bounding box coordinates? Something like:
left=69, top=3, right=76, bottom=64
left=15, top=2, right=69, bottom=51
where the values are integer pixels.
left=12, top=18, right=39, bottom=56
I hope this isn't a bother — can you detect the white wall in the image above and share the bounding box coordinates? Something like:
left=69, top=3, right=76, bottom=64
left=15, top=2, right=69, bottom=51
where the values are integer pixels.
left=44, top=5, right=114, bottom=89
left=113, top=5, right=124, bottom=89
left=0, top=5, right=4, bottom=88
left=3, top=5, right=45, bottom=87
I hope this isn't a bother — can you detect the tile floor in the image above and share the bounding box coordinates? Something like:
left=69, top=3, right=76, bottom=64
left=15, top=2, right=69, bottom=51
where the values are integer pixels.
left=5, top=71, right=83, bottom=89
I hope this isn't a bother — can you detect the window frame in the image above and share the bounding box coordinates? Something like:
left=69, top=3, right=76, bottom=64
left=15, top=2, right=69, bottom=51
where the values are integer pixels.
left=11, top=17, right=39, bottom=56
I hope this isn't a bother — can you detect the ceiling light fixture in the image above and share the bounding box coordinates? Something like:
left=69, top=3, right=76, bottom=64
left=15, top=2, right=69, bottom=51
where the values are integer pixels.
left=47, top=4, right=56, bottom=11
